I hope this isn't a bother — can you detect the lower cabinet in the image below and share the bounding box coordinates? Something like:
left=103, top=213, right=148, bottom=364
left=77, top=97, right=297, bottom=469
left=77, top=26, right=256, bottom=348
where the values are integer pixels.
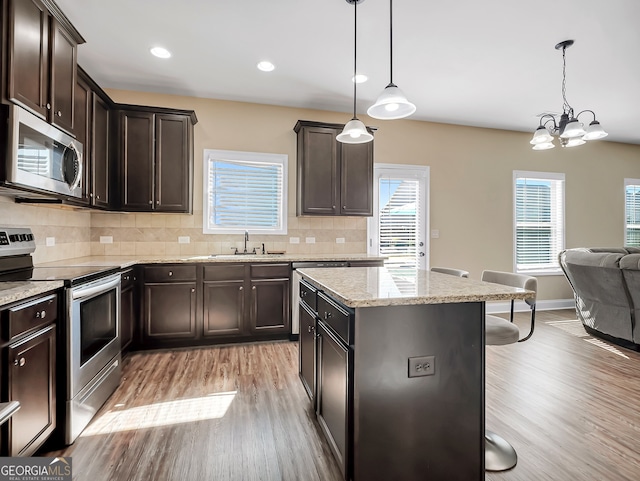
left=141, top=262, right=290, bottom=348
left=1, top=292, right=58, bottom=457
left=120, top=268, right=137, bottom=352
left=142, top=265, right=197, bottom=346
left=299, top=301, right=317, bottom=403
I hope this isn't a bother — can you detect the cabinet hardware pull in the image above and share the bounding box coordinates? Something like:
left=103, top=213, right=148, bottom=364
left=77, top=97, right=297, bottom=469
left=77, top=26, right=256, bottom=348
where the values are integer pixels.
left=239, top=286, right=243, bottom=291
left=14, top=358, right=26, bottom=367
left=36, top=310, right=46, bottom=319
left=343, top=206, right=346, bottom=209
left=308, top=325, right=315, bottom=333
left=156, top=200, right=160, bottom=205
left=57, top=111, right=62, bottom=117
left=252, top=286, right=256, bottom=290
left=96, top=195, right=100, bottom=200
left=325, top=312, right=332, bottom=319
left=191, top=288, right=195, bottom=293
left=168, top=271, right=173, bottom=276
left=46, top=103, right=51, bottom=109
left=333, top=205, right=336, bottom=209
left=148, top=200, right=153, bottom=204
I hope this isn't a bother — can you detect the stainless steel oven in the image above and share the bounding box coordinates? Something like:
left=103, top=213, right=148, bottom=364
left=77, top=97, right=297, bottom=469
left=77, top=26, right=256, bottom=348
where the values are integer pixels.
left=65, top=273, right=121, bottom=444
left=5, top=105, right=83, bottom=198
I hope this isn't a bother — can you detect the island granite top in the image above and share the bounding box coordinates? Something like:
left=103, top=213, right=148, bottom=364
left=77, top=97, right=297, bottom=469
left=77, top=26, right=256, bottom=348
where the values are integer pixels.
left=297, top=267, right=535, bottom=308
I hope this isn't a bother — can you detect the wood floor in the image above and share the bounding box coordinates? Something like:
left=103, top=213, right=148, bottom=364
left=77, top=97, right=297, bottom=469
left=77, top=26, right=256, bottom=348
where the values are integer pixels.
left=43, top=309, right=640, bottom=481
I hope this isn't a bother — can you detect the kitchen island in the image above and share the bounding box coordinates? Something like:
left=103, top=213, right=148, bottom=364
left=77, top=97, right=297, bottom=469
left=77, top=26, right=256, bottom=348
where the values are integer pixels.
left=296, top=267, right=534, bottom=481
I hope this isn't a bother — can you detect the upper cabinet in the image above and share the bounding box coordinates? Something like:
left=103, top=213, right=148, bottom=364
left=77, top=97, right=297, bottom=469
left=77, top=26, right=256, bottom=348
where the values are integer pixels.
left=6, top=0, right=85, bottom=134
left=294, top=120, right=374, bottom=217
left=118, top=106, right=197, bottom=213
left=73, top=67, right=114, bottom=209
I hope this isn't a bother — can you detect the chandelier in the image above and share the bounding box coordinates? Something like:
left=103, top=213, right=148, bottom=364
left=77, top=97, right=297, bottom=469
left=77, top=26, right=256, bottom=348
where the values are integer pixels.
left=530, top=40, right=608, bottom=150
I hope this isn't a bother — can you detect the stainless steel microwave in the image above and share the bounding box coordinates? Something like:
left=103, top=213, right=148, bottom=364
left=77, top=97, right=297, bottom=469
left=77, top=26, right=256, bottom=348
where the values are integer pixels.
left=5, top=105, right=83, bottom=199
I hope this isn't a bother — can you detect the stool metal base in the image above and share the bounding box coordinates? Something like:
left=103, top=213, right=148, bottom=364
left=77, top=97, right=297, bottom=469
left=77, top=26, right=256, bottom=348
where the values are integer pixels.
left=485, top=430, right=517, bottom=471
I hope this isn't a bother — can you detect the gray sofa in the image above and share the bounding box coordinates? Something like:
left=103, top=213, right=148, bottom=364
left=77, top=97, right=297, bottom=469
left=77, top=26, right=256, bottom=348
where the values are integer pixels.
left=559, top=247, right=640, bottom=350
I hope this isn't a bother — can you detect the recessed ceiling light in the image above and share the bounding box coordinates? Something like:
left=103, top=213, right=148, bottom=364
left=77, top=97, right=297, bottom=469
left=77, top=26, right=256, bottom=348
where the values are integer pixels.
left=150, top=47, right=171, bottom=59
left=352, top=74, right=368, bottom=83
left=257, top=61, right=275, bottom=72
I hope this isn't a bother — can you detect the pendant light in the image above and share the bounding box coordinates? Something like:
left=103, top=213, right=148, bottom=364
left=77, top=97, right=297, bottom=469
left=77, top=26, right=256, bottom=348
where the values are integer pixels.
left=337, top=0, right=373, bottom=144
left=367, top=0, right=415, bottom=120
left=530, top=40, right=608, bottom=150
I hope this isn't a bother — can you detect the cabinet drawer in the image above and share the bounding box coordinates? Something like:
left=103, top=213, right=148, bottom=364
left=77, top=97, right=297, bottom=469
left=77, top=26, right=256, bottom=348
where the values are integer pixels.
left=317, top=292, right=353, bottom=345
left=250, top=263, right=290, bottom=279
left=204, top=264, right=245, bottom=281
left=299, top=279, right=317, bottom=312
left=144, top=265, right=196, bottom=282
left=6, top=293, right=58, bottom=341
left=121, top=269, right=136, bottom=289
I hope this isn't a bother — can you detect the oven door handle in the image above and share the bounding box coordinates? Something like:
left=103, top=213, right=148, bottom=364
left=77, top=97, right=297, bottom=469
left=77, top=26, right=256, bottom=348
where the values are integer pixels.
left=0, top=402, right=20, bottom=426
left=72, top=276, right=121, bottom=300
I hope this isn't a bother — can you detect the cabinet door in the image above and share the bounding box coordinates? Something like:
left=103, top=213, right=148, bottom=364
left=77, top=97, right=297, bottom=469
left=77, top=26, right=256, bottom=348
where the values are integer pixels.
left=249, top=278, right=290, bottom=335
left=8, top=324, right=56, bottom=457
left=203, top=280, right=244, bottom=337
left=121, top=111, right=154, bottom=210
left=340, top=141, right=373, bottom=216
left=299, top=302, right=317, bottom=402
left=155, top=114, right=191, bottom=212
left=316, top=321, right=351, bottom=479
left=120, top=285, right=135, bottom=351
left=297, top=126, right=339, bottom=215
left=74, top=73, right=91, bottom=204
left=144, top=283, right=196, bottom=341
left=49, top=18, right=76, bottom=133
left=7, top=0, right=50, bottom=118
left=92, top=95, right=111, bottom=208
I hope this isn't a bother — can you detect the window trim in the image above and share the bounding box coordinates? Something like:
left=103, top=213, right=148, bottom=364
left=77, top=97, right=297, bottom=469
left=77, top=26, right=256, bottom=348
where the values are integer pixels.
left=624, top=178, right=640, bottom=247
left=202, top=149, right=288, bottom=235
left=513, top=170, right=565, bottom=275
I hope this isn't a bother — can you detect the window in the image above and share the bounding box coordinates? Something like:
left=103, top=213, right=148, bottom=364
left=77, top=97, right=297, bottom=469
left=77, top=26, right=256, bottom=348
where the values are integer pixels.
left=513, top=171, right=565, bottom=274
left=625, top=179, right=640, bottom=247
left=203, top=149, right=287, bottom=235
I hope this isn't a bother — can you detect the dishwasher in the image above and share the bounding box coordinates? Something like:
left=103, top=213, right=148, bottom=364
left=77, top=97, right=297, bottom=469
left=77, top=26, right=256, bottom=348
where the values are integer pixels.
left=290, top=261, right=348, bottom=337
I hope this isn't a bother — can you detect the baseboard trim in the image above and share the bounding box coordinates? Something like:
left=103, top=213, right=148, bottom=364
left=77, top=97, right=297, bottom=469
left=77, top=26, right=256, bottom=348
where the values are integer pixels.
left=485, top=298, right=575, bottom=314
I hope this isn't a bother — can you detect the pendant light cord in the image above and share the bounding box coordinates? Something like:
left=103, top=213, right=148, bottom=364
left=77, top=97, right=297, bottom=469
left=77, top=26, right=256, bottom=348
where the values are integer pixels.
left=561, top=46, right=574, bottom=117
left=352, top=0, right=358, bottom=118
left=389, top=0, right=393, bottom=85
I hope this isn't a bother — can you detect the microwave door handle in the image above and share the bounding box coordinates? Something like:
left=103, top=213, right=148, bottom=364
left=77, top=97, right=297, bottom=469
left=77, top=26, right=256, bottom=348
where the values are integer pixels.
left=71, top=151, right=83, bottom=190
left=72, top=276, right=120, bottom=300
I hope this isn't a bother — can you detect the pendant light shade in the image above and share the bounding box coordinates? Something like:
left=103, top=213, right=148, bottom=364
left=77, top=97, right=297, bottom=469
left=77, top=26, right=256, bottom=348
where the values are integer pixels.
left=583, top=120, right=608, bottom=140
left=367, top=0, right=415, bottom=120
left=338, top=0, right=372, bottom=145
left=559, top=118, right=586, bottom=139
left=367, top=83, right=416, bottom=120
left=530, top=126, right=554, bottom=145
left=337, top=118, right=374, bottom=143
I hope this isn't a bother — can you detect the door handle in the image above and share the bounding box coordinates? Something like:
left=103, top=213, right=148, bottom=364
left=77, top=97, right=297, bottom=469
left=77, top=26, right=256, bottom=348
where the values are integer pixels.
left=14, top=358, right=26, bottom=367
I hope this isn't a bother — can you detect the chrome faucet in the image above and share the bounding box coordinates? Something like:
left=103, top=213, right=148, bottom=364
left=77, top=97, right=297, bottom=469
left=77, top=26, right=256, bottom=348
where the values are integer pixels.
left=244, top=231, right=249, bottom=253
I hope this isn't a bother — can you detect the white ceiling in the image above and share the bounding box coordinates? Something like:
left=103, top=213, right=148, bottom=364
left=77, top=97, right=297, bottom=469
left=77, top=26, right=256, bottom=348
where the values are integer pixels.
left=56, top=0, right=640, bottom=144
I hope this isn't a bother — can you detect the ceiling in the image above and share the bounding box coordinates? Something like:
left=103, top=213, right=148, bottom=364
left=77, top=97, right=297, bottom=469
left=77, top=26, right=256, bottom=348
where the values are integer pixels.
left=56, top=0, right=640, bottom=145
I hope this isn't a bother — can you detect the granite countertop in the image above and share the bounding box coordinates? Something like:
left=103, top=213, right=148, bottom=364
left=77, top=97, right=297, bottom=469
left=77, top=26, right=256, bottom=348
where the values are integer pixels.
left=35, top=253, right=386, bottom=269
left=297, top=267, right=535, bottom=308
left=0, top=281, right=64, bottom=307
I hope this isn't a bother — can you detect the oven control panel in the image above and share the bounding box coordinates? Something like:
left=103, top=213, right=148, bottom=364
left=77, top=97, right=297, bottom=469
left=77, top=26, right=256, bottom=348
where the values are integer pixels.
left=0, top=227, right=36, bottom=257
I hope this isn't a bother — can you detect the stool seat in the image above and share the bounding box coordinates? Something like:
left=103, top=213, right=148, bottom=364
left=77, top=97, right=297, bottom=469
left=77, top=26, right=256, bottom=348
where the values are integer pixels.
left=486, top=314, right=520, bottom=345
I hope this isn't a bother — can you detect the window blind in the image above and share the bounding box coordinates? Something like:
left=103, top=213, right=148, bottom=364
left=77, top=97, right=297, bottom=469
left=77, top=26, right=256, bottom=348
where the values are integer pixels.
left=205, top=156, right=285, bottom=233
left=514, top=173, right=564, bottom=273
left=625, top=181, right=640, bottom=247
left=378, top=177, right=421, bottom=270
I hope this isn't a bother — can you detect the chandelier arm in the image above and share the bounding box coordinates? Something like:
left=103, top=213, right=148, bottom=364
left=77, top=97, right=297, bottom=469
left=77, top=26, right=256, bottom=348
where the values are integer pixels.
left=576, top=109, right=597, bottom=122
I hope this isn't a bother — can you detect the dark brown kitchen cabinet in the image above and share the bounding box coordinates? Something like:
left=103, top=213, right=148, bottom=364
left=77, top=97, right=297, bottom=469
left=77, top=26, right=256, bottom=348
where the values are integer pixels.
left=294, top=120, right=374, bottom=217
left=119, top=107, right=196, bottom=213
left=73, top=67, right=114, bottom=209
left=142, top=265, right=197, bottom=345
left=120, top=268, right=137, bottom=352
left=1, top=291, right=58, bottom=457
left=299, top=299, right=317, bottom=403
left=249, top=278, right=290, bottom=335
left=203, top=264, right=244, bottom=338
left=6, top=0, right=84, bottom=133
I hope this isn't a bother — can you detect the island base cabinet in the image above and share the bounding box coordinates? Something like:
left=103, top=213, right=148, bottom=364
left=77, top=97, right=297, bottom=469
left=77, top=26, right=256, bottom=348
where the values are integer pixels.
left=316, top=320, right=352, bottom=480
left=298, top=302, right=317, bottom=403
left=352, top=302, right=484, bottom=481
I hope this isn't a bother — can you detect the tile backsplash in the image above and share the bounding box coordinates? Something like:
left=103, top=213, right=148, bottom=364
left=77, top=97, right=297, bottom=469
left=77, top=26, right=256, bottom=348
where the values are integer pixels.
left=1, top=197, right=368, bottom=261
left=90, top=211, right=368, bottom=257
